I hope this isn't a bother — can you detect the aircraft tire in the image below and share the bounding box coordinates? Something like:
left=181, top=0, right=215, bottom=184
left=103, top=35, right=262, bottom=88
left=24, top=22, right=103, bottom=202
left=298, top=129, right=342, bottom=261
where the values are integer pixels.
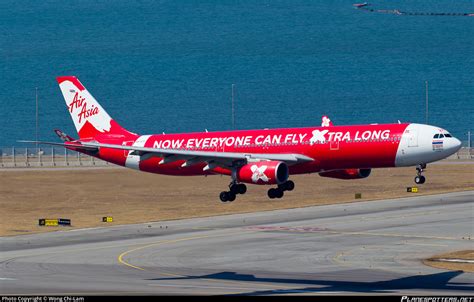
left=237, top=184, right=247, bottom=194
left=268, top=188, right=277, bottom=199
left=285, top=180, right=295, bottom=191
left=275, top=188, right=284, bottom=198
left=419, top=175, right=426, bottom=184
left=227, top=192, right=236, bottom=202
left=220, top=191, right=229, bottom=202
left=414, top=176, right=426, bottom=184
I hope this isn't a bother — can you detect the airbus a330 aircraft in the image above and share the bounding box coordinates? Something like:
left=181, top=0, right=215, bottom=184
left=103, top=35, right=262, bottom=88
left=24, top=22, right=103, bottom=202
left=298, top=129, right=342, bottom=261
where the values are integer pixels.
left=23, top=76, right=462, bottom=202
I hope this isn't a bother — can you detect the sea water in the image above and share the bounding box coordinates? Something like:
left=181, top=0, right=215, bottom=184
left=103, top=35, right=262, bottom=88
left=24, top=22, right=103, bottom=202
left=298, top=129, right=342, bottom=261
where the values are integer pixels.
left=0, top=0, right=472, bottom=146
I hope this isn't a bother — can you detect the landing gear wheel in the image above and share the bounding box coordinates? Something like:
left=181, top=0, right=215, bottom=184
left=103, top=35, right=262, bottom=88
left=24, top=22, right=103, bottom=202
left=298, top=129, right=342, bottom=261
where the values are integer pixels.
left=285, top=180, right=295, bottom=191
left=414, top=175, right=426, bottom=184
left=227, top=192, right=236, bottom=202
left=237, top=184, right=247, bottom=194
left=220, top=191, right=236, bottom=202
left=275, top=188, right=284, bottom=198
left=229, top=183, right=247, bottom=195
left=229, top=184, right=238, bottom=195
left=268, top=188, right=284, bottom=199
left=420, top=176, right=426, bottom=184
left=220, top=191, right=229, bottom=202
left=414, top=164, right=427, bottom=184
left=268, top=188, right=277, bottom=199
left=278, top=180, right=295, bottom=192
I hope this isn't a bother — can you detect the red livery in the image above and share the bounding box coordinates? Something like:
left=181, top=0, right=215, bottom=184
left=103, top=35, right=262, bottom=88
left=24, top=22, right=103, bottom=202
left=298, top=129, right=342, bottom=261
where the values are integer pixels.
left=23, top=77, right=462, bottom=202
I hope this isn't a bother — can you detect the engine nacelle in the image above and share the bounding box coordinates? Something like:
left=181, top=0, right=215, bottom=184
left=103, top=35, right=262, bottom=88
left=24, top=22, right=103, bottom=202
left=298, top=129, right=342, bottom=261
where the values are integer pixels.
left=237, top=161, right=289, bottom=185
left=319, top=168, right=371, bottom=180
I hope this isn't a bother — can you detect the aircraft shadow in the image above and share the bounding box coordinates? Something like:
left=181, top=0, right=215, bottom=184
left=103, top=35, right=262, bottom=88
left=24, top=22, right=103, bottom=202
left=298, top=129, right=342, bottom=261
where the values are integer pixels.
left=148, top=270, right=473, bottom=295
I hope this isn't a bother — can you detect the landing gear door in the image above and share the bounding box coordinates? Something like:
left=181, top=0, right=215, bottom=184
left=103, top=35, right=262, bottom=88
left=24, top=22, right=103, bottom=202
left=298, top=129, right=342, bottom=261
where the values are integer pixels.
left=407, top=126, right=419, bottom=147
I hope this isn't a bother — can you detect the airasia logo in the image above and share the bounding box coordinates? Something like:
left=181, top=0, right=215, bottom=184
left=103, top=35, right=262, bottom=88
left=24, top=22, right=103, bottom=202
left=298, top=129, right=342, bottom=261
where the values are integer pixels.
left=251, top=165, right=269, bottom=183
left=68, top=92, right=99, bottom=123
left=310, top=130, right=329, bottom=145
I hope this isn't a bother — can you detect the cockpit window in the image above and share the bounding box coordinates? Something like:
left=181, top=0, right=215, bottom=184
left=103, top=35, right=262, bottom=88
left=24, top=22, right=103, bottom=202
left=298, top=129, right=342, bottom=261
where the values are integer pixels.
left=439, top=134, right=444, bottom=138
left=445, top=133, right=452, bottom=137
left=433, top=134, right=440, bottom=139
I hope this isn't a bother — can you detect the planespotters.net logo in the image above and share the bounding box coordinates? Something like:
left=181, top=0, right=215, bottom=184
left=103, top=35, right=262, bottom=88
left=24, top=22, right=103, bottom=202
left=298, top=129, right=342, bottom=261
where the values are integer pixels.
left=401, top=297, right=474, bottom=302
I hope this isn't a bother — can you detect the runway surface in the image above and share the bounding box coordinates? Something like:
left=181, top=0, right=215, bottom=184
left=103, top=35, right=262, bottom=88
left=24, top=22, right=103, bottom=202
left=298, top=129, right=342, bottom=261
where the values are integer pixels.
left=1, top=191, right=473, bottom=295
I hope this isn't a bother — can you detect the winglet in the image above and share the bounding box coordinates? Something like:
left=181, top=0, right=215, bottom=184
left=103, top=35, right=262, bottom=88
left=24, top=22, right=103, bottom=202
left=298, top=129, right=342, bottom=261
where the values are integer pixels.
left=321, top=116, right=334, bottom=127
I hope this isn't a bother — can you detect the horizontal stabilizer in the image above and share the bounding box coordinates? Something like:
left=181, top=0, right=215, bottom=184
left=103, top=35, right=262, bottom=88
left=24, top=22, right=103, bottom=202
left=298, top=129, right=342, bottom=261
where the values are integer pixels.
left=17, top=140, right=99, bottom=151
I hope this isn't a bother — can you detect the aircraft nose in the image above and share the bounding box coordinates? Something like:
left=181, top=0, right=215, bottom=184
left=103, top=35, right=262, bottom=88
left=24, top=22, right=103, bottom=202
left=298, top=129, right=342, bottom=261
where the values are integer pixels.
left=453, top=137, right=462, bottom=152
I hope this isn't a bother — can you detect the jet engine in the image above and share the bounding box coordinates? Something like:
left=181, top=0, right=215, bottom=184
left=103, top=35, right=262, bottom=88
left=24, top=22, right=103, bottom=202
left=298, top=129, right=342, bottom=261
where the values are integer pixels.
left=319, top=168, right=371, bottom=180
left=237, top=161, right=289, bottom=185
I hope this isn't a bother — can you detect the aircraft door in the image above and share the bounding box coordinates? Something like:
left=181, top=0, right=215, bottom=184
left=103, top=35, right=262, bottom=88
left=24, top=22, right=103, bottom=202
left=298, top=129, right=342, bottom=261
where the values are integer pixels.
left=330, top=140, right=340, bottom=150
left=408, top=127, right=419, bottom=147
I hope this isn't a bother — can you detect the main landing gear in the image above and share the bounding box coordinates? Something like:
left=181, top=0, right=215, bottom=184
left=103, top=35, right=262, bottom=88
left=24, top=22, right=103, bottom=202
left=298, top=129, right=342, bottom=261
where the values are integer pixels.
left=219, top=180, right=296, bottom=202
left=268, top=180, right=295, bottom=199
left=219, top=182, right=247, bottom=203
left=414, top=163, right=426, bottom=184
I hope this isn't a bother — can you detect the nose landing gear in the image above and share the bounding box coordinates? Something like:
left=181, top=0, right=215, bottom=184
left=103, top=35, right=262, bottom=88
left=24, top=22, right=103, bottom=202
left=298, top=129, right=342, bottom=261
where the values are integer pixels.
left=414, top=164, right=426, bottom=184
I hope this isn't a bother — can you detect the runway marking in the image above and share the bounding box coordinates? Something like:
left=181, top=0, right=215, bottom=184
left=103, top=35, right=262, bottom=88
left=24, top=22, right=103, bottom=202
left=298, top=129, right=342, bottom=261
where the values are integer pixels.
left=429, top=258, right=474, bottom=264
left=0, top=277, right=17, bottom=281
left=329, top=231, right=460, bottom=241
left=246, top=226, right=464, bottom=241
left=333, top=250, right=353, bottom=267
left=117, top=230, right=293, bottom=291
left=332, top=240, right=465, bottom=276
left=358, top=210, right=443, bottom=221
left=117, top=232, right=239, bottom=274
left=405, top=242, right=448, bottom=247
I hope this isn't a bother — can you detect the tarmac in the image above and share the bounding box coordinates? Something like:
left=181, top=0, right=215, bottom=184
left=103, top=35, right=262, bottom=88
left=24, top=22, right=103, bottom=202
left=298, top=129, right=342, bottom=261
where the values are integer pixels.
left=1, top=191, right=473, bottom=295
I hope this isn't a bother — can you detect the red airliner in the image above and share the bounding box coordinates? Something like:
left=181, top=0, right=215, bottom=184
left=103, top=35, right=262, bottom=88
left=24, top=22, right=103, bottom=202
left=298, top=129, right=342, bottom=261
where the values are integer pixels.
left=23, top=77, right=462, bottom=202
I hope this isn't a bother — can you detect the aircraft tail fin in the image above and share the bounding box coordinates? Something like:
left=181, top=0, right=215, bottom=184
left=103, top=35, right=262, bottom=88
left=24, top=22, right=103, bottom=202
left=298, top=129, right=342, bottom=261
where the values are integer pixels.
left=56, top=76, right=136, bottom=140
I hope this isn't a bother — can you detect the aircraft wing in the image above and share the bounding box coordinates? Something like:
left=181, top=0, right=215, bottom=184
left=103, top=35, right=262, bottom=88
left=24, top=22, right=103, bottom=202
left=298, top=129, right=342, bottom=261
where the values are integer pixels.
left=85, top=141, right=314, bottom=168
left=19, top=140, right=314, bottom=170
